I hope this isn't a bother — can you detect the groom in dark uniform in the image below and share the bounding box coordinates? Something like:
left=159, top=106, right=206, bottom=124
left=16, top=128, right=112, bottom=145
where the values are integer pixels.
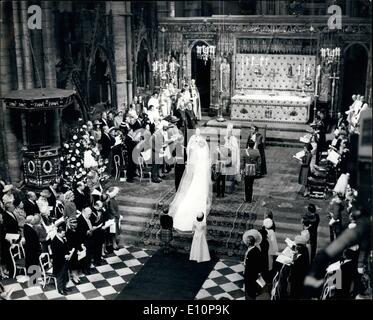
left=246, top=125, right=267, bottom=176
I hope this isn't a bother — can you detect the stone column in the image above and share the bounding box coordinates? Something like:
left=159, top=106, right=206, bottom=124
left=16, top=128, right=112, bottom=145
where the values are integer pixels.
left=12, top=1, right=24, bottom=90
left=110, top=2, right=128, bottom=111
left=125, top=1, right=133, bottom=105
left=1, top=1, right=22, bottom=182
left=20, top=1, right=34, bottom=89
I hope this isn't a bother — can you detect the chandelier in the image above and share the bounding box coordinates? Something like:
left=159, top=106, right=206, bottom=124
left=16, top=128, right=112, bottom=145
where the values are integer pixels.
left=320, top=47, right=341, bottom=64
left=196, top=45, right=216, bottom=64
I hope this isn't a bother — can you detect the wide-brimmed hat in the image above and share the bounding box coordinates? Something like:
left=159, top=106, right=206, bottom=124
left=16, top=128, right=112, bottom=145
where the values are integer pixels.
left=263, top=218, right=273, bottom=229
left=2, top=184, right=13, bottom=193
left=197, top=212, right=204, bottom=219
left=107, top=186, right=119, bottom=198
left=294, top=235, right=308, bottom=245
left=242, top=229, right=262, bottom=246
left=94, top=120, right=102, bottom=125
left=40, top=189, right=51, bottom=198
left=169, top=116, right=179, bottom=124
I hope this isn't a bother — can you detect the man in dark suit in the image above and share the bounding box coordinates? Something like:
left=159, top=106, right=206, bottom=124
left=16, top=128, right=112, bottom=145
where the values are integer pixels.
left=51, top=224, right=71, bottom=295
left=76, top=207, right=93, bottom=275
left=150, top=124, right=165, bottom=183
left=47, top=182, right=58, bottom=209
left=301, top=204, right=320, bottom=262
left=74, top=181, right=90, bottom=213
left=23, top=216, right=41, bottom=271
left=174, top=102, right=188, bottom=144
left=24, top=191, right=39, bottom=216
left=185, top=102, right=197, bottom=129
left=243, top=141, right=261, bottom=203
left=125, top=115, right=143, bottom=183
left=246, top=125, right=267, bottom=175
left=99, top=126, right=115, bottom=160
left=169, top=127, right=186, bottom=191
left=243, top=229, right=263, bottom=300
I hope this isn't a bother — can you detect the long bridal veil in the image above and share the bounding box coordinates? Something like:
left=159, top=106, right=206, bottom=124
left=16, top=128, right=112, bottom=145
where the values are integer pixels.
left=169, top=134, right=212, bottom=232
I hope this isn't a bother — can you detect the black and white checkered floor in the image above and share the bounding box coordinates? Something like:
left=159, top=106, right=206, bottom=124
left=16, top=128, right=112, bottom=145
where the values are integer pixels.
left=1, top=246, right=246, bottom=300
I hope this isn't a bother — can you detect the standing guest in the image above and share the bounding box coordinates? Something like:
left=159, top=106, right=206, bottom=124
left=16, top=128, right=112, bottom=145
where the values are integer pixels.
left=65, top=218, right=80, bottom=284
left=264, top=209, right=276, bottom=232
left=328, top=193, right=346, bottom=241
left=2, top=185, right=14, bottom=205
left=106, top=187, right=121, bottom=250
left=185, top=102, right=197, bottom=129
left=242, top=229, right=262, bottom=300
left=150, top=123, right=165, bottom=183
left=298, top=143, right=313, bottom=197
left=74, top=181, right=90, bottom=213
left=31, top=214, right=48, bottom=253
left=76, top=207, right=94, bottom=275
left=23, top=216, right=41, bottom=271
left=107, top=111, right=115, bottom=128
left=51, top=224, right=72, bottom=295
left=147, top=92, right=160, bottom=111
left=172, top=130, right=186, bottom=192
left=24, top=191, right=39, bottom=216
left=47, top=182, right=59, bottom=209
left=215, top=144, right=231, bottom=198
left=258, top=227, right=269, bottom=281
left=263, top=218, right=278, bottom=274
left=114, top=110, right=124, bottom=128
left=301, top=204, right=320, bottom=262
left=63, top=191, right=77, bottom=219
left=99, top=125, right=115, bottom=166
left=36, top=189, right=52, bottom=216
left=0, top=176, right=6, bottom=195
left=242, top=140, right=261, bottom=203
left=100, top=111, right=109, bottom=128
left=53, top=193, right=65, bottom=220
left=189, top=212, right=211, bottom=263
left=13, top=199, right=26, bottom=232
left=92, top=120, right=102, bottom=144
left=2, top=202, right=19, bottom=234
left=289, top=235, right=310, bottom=299
left=246, top=125, right=267, bottom=176
left=90, top=201, right=105, bottom=266
left=223, top=123, right=241, bottom=182
left=159, top=206, right=173, bottom=254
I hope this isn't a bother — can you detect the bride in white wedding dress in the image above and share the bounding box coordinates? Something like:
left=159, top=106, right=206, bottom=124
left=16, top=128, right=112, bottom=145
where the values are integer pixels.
left=169, top=128, right=212, bottom=232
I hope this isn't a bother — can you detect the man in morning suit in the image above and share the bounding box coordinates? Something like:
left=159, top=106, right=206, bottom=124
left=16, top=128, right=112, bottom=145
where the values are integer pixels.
left=24, top=191, right=40, bottom=216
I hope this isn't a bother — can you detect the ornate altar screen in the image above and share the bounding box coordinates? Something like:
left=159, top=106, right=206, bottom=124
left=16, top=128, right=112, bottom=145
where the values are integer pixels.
left=231, top=37, right=317, bottom=123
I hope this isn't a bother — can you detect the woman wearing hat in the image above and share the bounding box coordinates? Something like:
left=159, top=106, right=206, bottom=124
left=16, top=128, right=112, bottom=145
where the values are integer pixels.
left=189, top=212, right=210, bottom=263
left=301, top=204, right=319, bottom=262
left=263, top=218, right=278, bottom=274
left=2, top=185, right=14, bottom=205
left=36, top=189, right=52, bottom=216
left=242, top=229, right=263, bottom=300
left=289, top=235, right=310, bottom=299
left=63, top=191, right=77, bottom=220
left=65, top=217, right=81, bottom=284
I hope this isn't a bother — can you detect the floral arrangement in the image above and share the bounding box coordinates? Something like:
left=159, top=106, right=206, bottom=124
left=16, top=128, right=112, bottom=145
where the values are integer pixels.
left=60, top=125, right=107, bottom=187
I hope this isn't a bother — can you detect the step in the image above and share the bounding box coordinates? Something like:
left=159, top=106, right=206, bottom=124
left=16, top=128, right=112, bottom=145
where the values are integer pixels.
left=121, top=215, right=149, bottom=226
left=118, top=205, right=154, bottom=216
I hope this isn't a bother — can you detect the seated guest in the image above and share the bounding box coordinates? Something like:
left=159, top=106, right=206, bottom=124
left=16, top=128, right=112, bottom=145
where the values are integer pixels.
left=23, top=216, right=41, bottom=272
left=51, top=224, right=71, bottom=295
left=2, top=185, right=14, bottom=205
left=24, top=191, right=39, bottom=216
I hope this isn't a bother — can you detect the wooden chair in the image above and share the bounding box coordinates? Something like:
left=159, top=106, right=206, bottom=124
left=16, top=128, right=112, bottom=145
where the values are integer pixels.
left=9, top=243, right=26, bottom=278
left=138, top=156, right=152, bottom=183
left=39, top=252, right=57, bottom=291
left=114, top=155, right=127, bottom=181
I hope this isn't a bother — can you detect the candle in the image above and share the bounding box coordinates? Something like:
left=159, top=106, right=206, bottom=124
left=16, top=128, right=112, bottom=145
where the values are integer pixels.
left=303, top=58, right=306, bottom=78
left=251, top=56, right=254, bottom=68
left=220, top=62, right=223, bottom=92
left=307, top=66, right=311, bottom=78
left=297, top=65, right=301, bottom=76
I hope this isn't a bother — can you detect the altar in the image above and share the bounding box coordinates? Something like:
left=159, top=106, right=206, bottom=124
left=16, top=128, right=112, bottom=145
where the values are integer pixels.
left=230, top=49, right=317, bottom=124
left=230, top=92, right=313, bottom=123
